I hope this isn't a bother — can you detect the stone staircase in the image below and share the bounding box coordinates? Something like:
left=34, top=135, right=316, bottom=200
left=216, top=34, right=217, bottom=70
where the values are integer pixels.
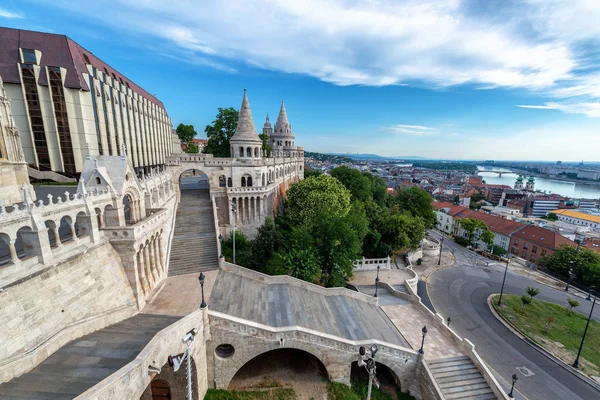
left=429, top=356, right=497, bottom=400
left=168, top=189, right=220, bottom=276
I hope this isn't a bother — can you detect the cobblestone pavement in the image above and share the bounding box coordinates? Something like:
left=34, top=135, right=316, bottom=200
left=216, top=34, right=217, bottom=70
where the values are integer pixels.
left=382, top=304, right=464, bottom=360
left=142, top=269, right=219, bottom=316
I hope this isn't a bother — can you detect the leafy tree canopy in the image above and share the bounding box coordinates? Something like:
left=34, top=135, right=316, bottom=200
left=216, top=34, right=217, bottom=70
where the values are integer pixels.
left=391, top=186, right=436, bottom=228
left=176, top=123, right=198, bottom=153
left=203, top=107, right=239, bottom=157
left=331, top=166, right=373, bottom=202
left=285, top=175, right=352, bottom=227
left=539, top=245, right=600, bottom=287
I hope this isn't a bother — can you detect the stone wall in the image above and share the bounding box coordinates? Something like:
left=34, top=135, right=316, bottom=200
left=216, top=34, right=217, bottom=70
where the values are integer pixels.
left=416, top=361, right=444, bottom=400
left=0, top=242, right=137, bottom=381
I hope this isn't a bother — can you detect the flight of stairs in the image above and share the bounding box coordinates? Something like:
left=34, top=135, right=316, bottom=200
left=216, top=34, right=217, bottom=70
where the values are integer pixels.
left=428, top=356, right=497, bottom=400
left=168, top=189, right=220, bottom=276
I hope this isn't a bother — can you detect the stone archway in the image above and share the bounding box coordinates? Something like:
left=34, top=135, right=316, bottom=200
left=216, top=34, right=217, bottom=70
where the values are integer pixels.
left=350, top=360, right=403, bottom=398
left=228, top=348, right=330, bottom=398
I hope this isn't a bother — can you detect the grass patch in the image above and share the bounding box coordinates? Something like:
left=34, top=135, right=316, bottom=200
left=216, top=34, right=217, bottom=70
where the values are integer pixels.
left=204, top=388, right=295, bottom=400
left=493, top=294, right=600, bottom=376
left=327, top=380, right=416, bottom=400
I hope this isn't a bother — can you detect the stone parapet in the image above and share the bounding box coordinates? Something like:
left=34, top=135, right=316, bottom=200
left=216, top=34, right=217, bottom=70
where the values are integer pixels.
left=221, top=262, right=377, bottom=304
left=77, top=309, right=210, bottom=400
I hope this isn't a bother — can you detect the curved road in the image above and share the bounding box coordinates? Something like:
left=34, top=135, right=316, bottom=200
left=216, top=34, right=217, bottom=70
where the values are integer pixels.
left=426, top=231, right=599, bottom=400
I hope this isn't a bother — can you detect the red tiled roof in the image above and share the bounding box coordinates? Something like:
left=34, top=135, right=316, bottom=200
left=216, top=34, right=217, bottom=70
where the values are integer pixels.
left=0, top=27, right=164, bottom=108
left=465, top=211, right=526, bottom=236
left=513, top=225, right=577, bottom=249
left=432, top=202, right=471, bottom=217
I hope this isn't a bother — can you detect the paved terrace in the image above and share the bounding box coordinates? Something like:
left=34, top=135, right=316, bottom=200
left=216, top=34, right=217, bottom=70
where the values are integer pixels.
left=209, top=266, right=409, bottom=346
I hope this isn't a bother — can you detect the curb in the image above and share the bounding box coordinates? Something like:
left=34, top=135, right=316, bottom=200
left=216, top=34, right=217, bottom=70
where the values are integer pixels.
left=487, top=294, right=600, bottom=392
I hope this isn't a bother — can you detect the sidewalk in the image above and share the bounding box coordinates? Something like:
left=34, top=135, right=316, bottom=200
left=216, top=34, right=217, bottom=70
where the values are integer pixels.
left=508, top=261, right=591, bottom=299
left=410, top=249, right=455, bottom=282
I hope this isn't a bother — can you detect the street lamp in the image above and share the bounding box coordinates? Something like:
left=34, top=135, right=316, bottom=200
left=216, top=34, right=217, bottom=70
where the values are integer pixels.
left=231, top=200, right=237, bottom=264
left=218, top=234, right=223, bottom=258
left=498, top=254, right=510, bottom=306
left=168, top=328, right=198, bottom=399
left=447, top=317, right=451, bottom=327
left=198, top=272, right=207, bottom=309
left=418, top=326, right=428, bottom=354
left=508, top=373, right=518, bottom=398
left=358, top=344, right=379, bottom=400
left=438, top=236, right=445, bottom=266
left=374, top=265, right=380, bottom=298
left=565, top=261, right=574, bottom=291
left=573, top=286, right=596, bottom=369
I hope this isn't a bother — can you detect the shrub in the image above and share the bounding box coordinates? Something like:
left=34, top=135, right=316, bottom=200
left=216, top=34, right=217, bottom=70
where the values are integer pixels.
left=520, top=295, right=532, bottom=311
left=416, top=258, right=423, bottom=265
left=526, top=286, right=541, bottom=300
left=567, top=298, right=580, bottom=313
left=454, top=236, right=470, bottom=247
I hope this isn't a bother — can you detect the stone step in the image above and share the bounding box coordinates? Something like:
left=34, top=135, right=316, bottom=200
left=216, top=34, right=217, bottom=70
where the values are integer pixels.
left=429, top=356, right=471, bottom=365
left=443, top=382, right=491, bottom=394
left=436, top=372, right=483, bottom=384
left=429, top=360, right=474, bottom=371
left=433, top=367, right=479, bottom=379
left=439, top=377, right=485, bottom=389
left=445, top=388, right=495, bottom=399
left=430, top=363, right=479, bottom=374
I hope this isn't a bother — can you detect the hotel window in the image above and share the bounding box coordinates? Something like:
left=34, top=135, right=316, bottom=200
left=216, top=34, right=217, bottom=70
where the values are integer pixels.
left=532, top=246, right=537, bottom=254
left=48, top=67, right=76, bottom=173
left=22, top=49, right=37, bottom=64
left=523, top=243, right=529, bottom=249
left=21, top=64, right=50, bottom=167
left=522, top=251, right=527, bottom=258
left=514, top=239, right=519, bottom=245
left=541, top=249, right=547, bottom=256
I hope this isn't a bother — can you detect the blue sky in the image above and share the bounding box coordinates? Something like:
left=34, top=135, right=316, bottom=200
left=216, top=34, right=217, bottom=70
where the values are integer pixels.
left=2, top=0, right=600, bottom=161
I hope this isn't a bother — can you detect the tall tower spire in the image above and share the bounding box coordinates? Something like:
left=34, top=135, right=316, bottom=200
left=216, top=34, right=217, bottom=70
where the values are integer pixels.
left=262, top=113, right=272, bottom=136
left=230, top=89, right=262, bottom=158
left=274, top=101, right=291, bottom=136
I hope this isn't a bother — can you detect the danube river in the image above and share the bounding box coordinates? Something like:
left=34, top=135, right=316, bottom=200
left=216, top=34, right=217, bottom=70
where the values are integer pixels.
left=477, top=168, right=600, bottom=199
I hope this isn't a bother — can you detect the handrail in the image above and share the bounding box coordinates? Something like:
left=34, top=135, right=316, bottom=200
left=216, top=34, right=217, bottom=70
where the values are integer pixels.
left=211, top=195, right=222, bottom=264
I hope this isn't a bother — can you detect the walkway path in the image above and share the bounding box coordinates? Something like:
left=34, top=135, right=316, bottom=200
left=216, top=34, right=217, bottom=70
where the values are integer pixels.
left=0, top=314, right=179, bottom=399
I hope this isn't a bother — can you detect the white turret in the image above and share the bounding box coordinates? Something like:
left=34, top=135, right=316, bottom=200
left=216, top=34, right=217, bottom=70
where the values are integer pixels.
left=270, top=101, right=295, bottom=150
left=230, top=89, right=262, bottom=159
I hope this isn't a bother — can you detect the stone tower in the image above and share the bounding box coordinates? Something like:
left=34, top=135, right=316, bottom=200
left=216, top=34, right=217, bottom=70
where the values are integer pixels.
left=271, top=101, right=295, bottom=152
left=525, top=176, right=535, bottom=192
left=514, top=174, right=524, bottom=191
left=262, top=114, right=272, bottom=137
left=0, top=74, right=34, bottom=205
left=230, top=89, right=263, bottom=159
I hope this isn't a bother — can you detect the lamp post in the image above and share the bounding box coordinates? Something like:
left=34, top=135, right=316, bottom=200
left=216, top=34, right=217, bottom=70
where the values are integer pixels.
left=447, top=317, right=451, bottom=327
left=418, top=326, right=428, bottom=354
left=498, top=254, right=510, bottom=306
left=374, top=265, right=380, bottom=298
left=168, top=329, right=198, bottom=400
left=508, top=373, right=518, bottom=399
left=198, top=272, right=207, bottom=309
left=231, top=200, right=237, bottom=264
left=573, top=286, right=596, bottom=369
left=565, top=261, right=573, bottom=291
left=438, top=236, right=445, bottom=266
left=358, top=344, right=379, bottom=400
left=218, top=234, right=223, bottom=259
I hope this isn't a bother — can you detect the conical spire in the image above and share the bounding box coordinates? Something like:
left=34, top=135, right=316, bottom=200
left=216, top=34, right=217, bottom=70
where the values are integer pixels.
left=231, top=89, right=261, bottom=143
left=263, top=113, right=272, bottom=129
left=274, top=101, right=292, bottom=137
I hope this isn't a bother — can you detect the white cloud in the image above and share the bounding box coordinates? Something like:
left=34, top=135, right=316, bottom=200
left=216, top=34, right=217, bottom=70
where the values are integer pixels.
left=384, top=124, right=438, bottom=135
left=0, top=8, right=24, bottom=18
left=41, top=0, right=582, bottom=89
left=518, top=102, right=600, bottom=117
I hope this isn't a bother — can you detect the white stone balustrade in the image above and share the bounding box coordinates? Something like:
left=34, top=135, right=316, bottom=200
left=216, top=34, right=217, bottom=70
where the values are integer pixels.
left=352, top=256, right=392, bottom=270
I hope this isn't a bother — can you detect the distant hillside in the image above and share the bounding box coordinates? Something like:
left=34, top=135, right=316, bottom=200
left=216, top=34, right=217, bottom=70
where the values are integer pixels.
left=327, top=153, right=428, bottom=161
left=305, top=151, right=351, bottom=164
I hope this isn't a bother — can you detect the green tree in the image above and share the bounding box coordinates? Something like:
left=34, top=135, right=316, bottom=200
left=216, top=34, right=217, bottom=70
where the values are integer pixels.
left=222, top=231, right=252, bottom=267
left=259, top=133, right=272, bottom=157
left=459, top=218, right=494, bottom=248
left=249, top=217, right=281, bottom=272
left=392, top=187, right=436, bottom=228
left=285, top=175, right=352, bottom=228
left=303, top=167, right=322, bottom=179
left=379, top=211, right=426, bottom=251
left=274, top=227, right=320, bottom=282
left=546, top=212, right=558, bottom=221
left=203, top=107, right=239, bottom=157
left=521, top=295, right=532, bottom=311
left=175, top=123, right=198, bottom=153
left=526, top=286, right=541, bottom=300
left=539, top=245, right=600, bottom=287
left=331, top=166, right=373, bottom=202
left=567, top=298, right=580, bottom=313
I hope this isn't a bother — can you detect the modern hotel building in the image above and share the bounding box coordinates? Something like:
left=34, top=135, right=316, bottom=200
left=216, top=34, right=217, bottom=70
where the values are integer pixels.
left=0, top=27, right=175, bottom=178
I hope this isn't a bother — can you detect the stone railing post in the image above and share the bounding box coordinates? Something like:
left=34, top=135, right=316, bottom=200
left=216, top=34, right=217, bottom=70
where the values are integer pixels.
left=20, top=228, right=53, bottom=265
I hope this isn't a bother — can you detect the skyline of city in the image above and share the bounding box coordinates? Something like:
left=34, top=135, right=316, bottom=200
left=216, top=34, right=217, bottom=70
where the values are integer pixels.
left=2, top=1, right=600, bottom=161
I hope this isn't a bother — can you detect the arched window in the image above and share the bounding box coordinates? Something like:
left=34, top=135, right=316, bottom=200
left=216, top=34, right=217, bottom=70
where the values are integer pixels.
left=227, top=177, right=232, bottom=187
left=262, top=173, right=265, bottom=186
left=150, top=379, right=171, bottom=400
left=247, top=176, right=253, bottom=187
left=239, top=147, right=244, bottom=157
left=219, top=175, right=226, bottom=187
left=246, top=147, right=252, bottom=157
left=254, top=147, right=259, bottom=157
left=96, top=177, right=101, bottom=185
left=241, top=177, right=246, bottom=187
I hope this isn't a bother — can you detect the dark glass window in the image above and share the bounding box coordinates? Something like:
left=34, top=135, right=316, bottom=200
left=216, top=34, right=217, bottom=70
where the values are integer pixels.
left=48, top=67, right=76, bottom=173
left=21, top=64, right=50, bottom=167
left=22, top=49, right=37, bottom=64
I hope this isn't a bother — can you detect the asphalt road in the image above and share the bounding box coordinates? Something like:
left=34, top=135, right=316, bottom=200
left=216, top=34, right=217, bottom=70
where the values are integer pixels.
left=426, top=230, right=600, bottom=400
